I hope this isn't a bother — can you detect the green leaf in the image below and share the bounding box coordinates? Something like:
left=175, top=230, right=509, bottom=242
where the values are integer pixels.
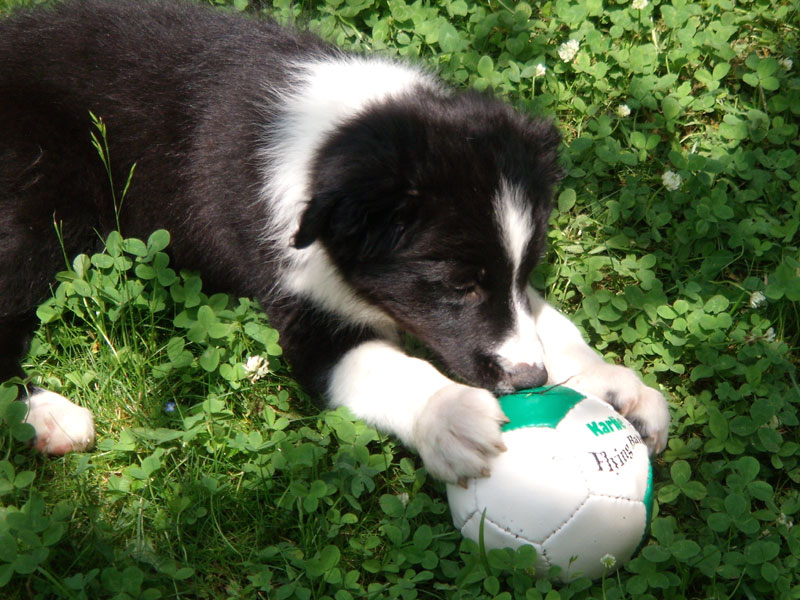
left=735, top=456, right=760, bottom=482
left=661, top=96, right=681, bottom=120
left=166, top=337, right=193, bottom=368
left=670, top=540, right=701, bottom=561
left=641, top=544, right=671, bottom=562
left=412, top=525, right=433, bottom=551
left=306, top=545, right=341, bottom=577
left=707, top=406, right=728, bottom=440
left=13, top=471, right=35, bottom=489
left=477, top=55, right=494, bottom=78
left=670, top=460, right=691, bottom=485
left=379, top=494, right=405, bottom=518
left=712, top=63, right=731, bottom=80
left=707, top=513, right=731, bottom=532
left=448, top=0, right=469, bottom=17
left=724, top=493, right=749, bottom=516
left=703, top=295, right=730, bottom=313
left=756, top=58, right=778, bottom=79
left=557, top=188, right=576, bottom=212
left=0, top=534, right=18, bottom=563
left=122, top=238, right=148, bottom=257
left=0, top=563, right=12, bottom=587
left=198, top=347, right=220, bottom=372
left=766, top=263, right=800, bottom=301
left=438, top=22, right=463, bottom=53
left=147, top=229, right=171, bottom=253
left=657, top=305, right=677, bottom=320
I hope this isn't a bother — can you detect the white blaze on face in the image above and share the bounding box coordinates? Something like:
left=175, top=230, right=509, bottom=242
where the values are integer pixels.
left=493, top=179, right=545, bottom=369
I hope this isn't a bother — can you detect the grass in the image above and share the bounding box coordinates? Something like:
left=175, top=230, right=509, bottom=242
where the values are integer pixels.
left=1, top=0, right=799, bottom=598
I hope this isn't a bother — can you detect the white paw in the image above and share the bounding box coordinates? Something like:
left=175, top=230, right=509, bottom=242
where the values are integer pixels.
left=24, top=389, right=96, bottom=455
left=412, top=383, right=508, bottom=484
left=567, top=363, right=670, bottom=455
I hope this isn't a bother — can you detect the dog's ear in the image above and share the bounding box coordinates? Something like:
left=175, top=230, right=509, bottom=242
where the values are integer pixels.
left=293, top=185, right=418, bottom=259
left=293, top=195, right=332, bottom=250
left=293, top=108, right=426, bottom=257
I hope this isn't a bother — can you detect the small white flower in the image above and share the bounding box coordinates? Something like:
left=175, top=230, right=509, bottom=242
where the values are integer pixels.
left=535, top=63, right=547, bottom=78
left=616, top=104, right=631, bottom=118
left=764, top=327, right=776, bottom=343
left=779, top=57, right=793, bottom=71
left=558, top=39, right=580, bottom=63
left=244, top=354, right=269, bottom=382
left=632, top=0, right=649, bottom=9
left=600, top=553, right=617, bottom=568
left=662, top=170, right=681, bottom=191
left=778, top=513, right=794, bottom=529
left=749, top=291, right=767, bottom=309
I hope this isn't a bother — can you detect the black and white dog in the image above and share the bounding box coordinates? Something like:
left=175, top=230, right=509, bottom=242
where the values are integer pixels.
left=0, top=0, right=669, bottom=482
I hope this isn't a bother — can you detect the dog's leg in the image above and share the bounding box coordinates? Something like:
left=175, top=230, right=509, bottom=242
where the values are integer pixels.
left=527, top=288, right=670, bottom=454
left=327, top=339, right=508, bottom=484
left=23, top=388, right=96, bottom=455
left=1, top=319, right=95, bottom=455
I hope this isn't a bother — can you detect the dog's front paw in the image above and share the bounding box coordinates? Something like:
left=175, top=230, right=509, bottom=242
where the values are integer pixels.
left=24, top=389, right=96, bottom=455
left=567, top=363, right=670, bottom=455
left=413, top=383, right=508, bottom=484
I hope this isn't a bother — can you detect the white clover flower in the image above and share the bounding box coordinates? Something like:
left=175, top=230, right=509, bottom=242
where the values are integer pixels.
left=662, top=170, right=681, bottom=191
left=600, top=553, right=617, bottom=569
left=779, top=57, right=793, bottom=71
left=558, top=39, right=580, bottom=63
left=749, top=291, right=767, bottom=309
left=244, top=354, right=269, bottom=382
left=535, top=63, right=547, bottom=78
left=632, top=0, right=649, bottom=9
left=764, top=327, right=776, bottom=343
left=778, top=513, right=794, bottom=529
left=616, top=104, right=631, bottom=118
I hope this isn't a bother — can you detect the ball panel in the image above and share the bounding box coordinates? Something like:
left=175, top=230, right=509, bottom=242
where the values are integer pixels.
left=555, top=394, right=651, bottom=501
left=458, top=510, right=545, bottom=557
left=445, top=481, right=477, bottom=531
left=542, top=495, right=647, bottom=581
left=499, top=386, right=585, bottom=431
left=472, top=427, right=589, bottom=542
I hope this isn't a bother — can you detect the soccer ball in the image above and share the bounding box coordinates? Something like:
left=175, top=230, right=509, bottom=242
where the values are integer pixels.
left=446, top=386, right=654, bottom=581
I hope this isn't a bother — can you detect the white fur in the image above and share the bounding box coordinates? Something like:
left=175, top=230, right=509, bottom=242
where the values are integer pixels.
left=493, top=181, right=545, bottom=369
left=413, top=383, right=508, bottom=484
left=494, top=294, right=545, bottom=368
left=24, top=389, right=95, bottom=455
left=328, top=339, right=453, bottom=445
left=494, top=179, right=532, bottom=277
left=258, top=57, right=444, bottom=330
left=527, top=287, right=605, bottom=382
left=327, top=340, right=507, bottom=483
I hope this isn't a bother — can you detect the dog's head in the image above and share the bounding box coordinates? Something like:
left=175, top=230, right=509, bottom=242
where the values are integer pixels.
left=295, top=90, right=563, bottom=393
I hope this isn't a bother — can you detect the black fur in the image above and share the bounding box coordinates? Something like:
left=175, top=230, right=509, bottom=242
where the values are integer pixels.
left=0, top=0, right=562, bottom=399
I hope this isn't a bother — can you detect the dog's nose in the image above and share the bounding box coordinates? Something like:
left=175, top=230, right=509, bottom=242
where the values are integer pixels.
left=508, top=362, right=548, bottom=390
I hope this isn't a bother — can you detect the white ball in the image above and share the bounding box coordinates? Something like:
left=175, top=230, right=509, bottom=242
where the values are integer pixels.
left=447, top=386, right=653, bottom=582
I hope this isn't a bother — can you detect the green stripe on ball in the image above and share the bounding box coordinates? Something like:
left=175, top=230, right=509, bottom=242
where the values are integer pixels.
left=499, top=386, right=586, bottom=431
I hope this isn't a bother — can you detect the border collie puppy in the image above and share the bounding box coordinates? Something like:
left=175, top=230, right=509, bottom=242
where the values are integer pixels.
left=0, top=0, right=669, bottom=482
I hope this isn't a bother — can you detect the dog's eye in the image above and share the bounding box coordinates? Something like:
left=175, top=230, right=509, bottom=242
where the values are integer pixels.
left=464, top=286, right=484, bottom=304
left=451, top=268, right=487, bottom=304
left=452, top=282, right=485, bottom=304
